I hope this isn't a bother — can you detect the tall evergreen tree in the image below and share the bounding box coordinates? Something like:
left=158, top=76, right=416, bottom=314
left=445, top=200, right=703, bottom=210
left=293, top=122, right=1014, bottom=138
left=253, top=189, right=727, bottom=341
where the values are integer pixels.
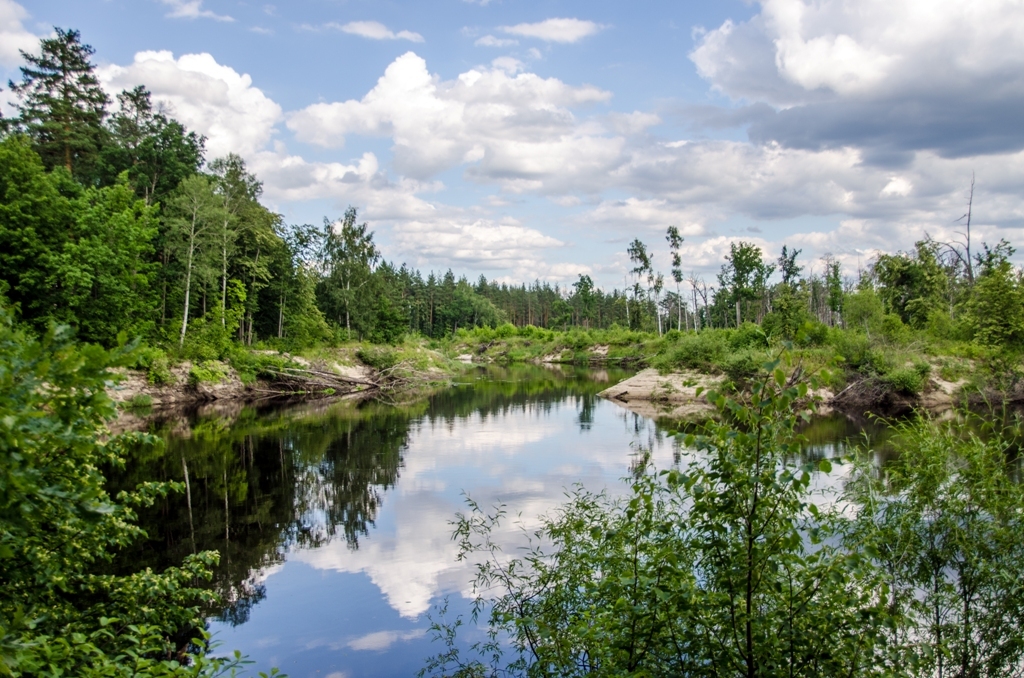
left=9, top=28, right=109, bottom=180
left=102, top=86, right=205, bottom=203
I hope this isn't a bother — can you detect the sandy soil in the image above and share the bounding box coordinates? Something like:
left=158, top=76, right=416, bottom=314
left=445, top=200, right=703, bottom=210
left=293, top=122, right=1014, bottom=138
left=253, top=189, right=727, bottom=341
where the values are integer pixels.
left=598, top=369, right=721, bottom=421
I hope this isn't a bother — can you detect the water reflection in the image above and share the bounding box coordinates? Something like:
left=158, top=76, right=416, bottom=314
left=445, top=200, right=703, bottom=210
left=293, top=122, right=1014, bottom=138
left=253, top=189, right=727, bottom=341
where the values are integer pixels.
left=109, top=365, right=877, bottom=676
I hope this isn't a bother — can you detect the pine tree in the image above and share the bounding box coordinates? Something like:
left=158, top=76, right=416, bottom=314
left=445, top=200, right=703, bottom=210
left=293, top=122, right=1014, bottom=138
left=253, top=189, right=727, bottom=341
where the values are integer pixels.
left=9, top=28, right=110, bottom=180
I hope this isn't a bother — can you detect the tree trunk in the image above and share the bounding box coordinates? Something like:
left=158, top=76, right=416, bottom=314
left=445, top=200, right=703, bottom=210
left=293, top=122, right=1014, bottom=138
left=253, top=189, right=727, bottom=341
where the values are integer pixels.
left=735, top=300, right=741, bottom=328
left=179, top=236, right=195, bottom=346
left=221, top=233, right=228, bottom=327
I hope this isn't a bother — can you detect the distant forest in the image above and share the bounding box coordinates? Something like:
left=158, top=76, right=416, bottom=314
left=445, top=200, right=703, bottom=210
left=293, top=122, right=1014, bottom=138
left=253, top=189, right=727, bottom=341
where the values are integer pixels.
left=3, top=28, right=1020, bottom=353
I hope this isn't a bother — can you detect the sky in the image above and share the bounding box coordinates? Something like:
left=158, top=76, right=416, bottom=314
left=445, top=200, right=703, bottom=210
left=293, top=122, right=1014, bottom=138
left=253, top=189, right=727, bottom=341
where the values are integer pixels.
left=3, top=0, right=1024, bottom=289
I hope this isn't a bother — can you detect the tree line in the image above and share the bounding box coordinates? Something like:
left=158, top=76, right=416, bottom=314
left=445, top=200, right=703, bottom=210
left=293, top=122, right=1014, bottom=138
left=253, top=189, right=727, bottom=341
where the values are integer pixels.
left=3, top=28, right=1021, bottom=360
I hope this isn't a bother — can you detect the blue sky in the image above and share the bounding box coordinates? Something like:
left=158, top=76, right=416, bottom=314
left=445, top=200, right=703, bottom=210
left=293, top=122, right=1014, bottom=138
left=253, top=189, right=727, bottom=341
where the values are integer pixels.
left=4, top=0, right=1024, bottom=288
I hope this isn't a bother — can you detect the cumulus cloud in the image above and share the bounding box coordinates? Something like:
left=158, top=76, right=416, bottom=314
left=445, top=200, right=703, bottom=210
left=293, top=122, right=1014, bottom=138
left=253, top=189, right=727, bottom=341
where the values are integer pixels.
left=0, top=0, right=39, bottom=67
left=287, top=52, right=614, bottom=184
left=97, top=50, right=282, bottom=158
left=327, top=21, right=424, bottom=43
left=690, top=0, right=1024, bottom=162
left=159, top=0, right=234, bottom=22
left=499, top=18, right=604, bottom=43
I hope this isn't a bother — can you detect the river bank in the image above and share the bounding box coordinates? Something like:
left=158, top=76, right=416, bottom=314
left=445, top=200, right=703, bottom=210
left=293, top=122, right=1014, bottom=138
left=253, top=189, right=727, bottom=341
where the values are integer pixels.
left=446, top=324, right=1019, bottom=416
left=109, top=341, right=460, bottom=411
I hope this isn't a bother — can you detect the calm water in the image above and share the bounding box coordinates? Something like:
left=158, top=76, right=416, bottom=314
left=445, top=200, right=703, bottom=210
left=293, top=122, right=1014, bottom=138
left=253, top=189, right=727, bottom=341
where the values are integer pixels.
left=112, top=365, right=884, bottom=678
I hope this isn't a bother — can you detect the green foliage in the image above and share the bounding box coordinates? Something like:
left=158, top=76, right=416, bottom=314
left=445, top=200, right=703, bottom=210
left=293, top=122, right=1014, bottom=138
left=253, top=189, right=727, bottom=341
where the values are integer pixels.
left=652, top=330, right=727, bottom=372
left=721, top=347, right=765, bottom=383
left=7, top=28, right=109, bottom=181
left=0, top=302, right=247, bottom=676
left=129, top=346, right=173, bottom=385
left=880, top=313, right=912, bottom=343
left=356, top=346, right=398, bottom=371
left=845, top=413, right=1024, bottom=676
left=187, top=360, right=229, bottom=387
left=426, top=356, right=889, bottom=677
left=882, top=365, right=925, bottom=395
left=873, top=241, right=947, bottom=327
left=844, top=286, right=885, bottom=333
left=967, top=253, right=1024, bottom=350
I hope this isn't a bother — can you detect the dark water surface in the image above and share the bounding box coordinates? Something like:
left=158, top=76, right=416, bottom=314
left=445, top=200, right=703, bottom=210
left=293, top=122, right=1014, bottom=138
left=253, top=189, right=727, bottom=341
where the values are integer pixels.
left=112, top=365, right=885, bottom=677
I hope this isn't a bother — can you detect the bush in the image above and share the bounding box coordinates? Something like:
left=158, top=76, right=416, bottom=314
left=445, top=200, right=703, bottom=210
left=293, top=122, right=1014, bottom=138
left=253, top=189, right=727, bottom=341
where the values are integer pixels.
left=653, top=331, right=727, bottom=373
left=881, top=314, right=911, bottom=343
left=796, top=321, right=829, bottom=347
left=0, top=302, right=245, bottom=676
left=187, top=360, right=229, bottom=387
left=128, top=345, right=173, bottom=385
left=729, top=322, right=768, bottom=350
left=495, top=323, right=517, bottom=339
left=125, top=393, right=153, bottom=409
left=356, top=345, right=398, bottom=371
left=883, top=365, right=925, bottom=395
left=721, top=348, right=765, bottom=383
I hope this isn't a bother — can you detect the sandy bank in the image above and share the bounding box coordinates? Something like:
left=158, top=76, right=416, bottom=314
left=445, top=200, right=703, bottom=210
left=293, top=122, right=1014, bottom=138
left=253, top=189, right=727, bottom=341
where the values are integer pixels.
left=598, top=369, right=721, bottom=421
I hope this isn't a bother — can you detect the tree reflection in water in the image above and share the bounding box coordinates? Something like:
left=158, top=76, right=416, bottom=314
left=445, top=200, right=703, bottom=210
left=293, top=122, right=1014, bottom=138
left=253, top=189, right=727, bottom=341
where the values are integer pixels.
left=106, top=364, right=634, bottom=627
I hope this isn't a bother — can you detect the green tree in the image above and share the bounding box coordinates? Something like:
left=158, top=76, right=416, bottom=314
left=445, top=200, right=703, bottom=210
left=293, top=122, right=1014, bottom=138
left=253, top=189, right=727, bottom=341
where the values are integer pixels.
left=0, top=135, right=73, bottom=327
left=966, top=242, right=1024, bottom=349
left=427, top=357, right=885, bottom=677
left=627, top=238, right=654, bottom=332
left=571, top=274, right=596, bottom=329
left=51, top=177, right=159, bottom=344
left=846, top=415, right=1024, bottom=677
left=318, top=207, right=380, bottom=340
left=208, top=154, right=260, bottom=329
left=166, top=175, right=223, bottom=346
left=777, top=245, right=802, bottom=286
left=101, top=86, right=205, bottom=204
left=874, top=241, right=946, bottom=327
left=719, top=241, right=773, bottom=327
left=8, top=28, right=109, bottom=180
left=666, top=226, right=684, bottom=331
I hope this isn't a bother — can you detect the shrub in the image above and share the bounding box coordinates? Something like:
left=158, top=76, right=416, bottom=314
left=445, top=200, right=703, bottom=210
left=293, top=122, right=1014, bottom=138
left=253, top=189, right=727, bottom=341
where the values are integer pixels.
left=796, top=321, right=829, bottom=347
left=729, top=322, right=768, bottom=350
left=881, top=314, right=911, bottom=343
left=128, top=345, right=173, bottom=385
left=125, top=393, right=153, bottom=409
left=721, top=348, right=765, bottom=383
left=883, top=365, right=925, bottom=395
left=653, top=331, right=727, bottom=373
left=495, top=323, right=517, bottom=339
left=357, top=345, right=399, bottom=371
left=187, top=360, right=229, bottom=387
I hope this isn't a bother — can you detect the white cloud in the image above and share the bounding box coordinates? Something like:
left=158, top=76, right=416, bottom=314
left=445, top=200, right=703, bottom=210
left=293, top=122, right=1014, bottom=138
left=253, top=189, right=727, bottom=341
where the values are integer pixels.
left=329, top=21, right=424, bottom=43
left=159, top=0, right=234, bottom=22
left=287, top=52, right=614, bottom=183
left=346, top=629, right=426, bottom=652
left=474, top=35, right=518, bottom=47
left=391, top=218, right=563, bottom=270
left=0, top=0, right=38, bottom=67
left=499, top=18, right=604, bottom=44
left=97, top=51, right=282, bottom=158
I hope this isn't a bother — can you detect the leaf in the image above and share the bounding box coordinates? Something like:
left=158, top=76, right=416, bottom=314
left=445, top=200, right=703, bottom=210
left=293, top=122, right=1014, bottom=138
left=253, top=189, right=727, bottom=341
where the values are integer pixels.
left=818, top=459, right=833, bottom=474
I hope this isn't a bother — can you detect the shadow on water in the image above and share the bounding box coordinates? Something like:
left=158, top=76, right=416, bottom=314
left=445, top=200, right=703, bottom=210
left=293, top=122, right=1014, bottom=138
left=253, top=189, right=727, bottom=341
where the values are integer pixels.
left=105, top=363, right=634, bottom=626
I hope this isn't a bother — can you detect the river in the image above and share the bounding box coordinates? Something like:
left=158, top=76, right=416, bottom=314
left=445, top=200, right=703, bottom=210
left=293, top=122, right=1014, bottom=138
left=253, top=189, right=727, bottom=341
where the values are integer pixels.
left=110, top=364, right=886, bottom=677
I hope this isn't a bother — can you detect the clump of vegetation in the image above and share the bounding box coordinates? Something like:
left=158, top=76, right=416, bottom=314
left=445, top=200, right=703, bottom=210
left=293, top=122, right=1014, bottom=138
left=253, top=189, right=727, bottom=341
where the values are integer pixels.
left=187, top=360, right=229, bottom=387
left=125, top=393, right=153, bottom=409
left=357, top=346, right=399, bottom=372
left=129, top=345, right=173, bottom=385
left=0, top=302, right=253, bottom=676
